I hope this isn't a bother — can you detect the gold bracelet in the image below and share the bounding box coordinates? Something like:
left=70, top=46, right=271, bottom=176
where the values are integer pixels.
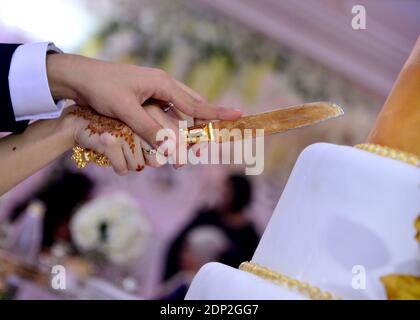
left=239, top=261, right=340, bottom=300
left=354, top=143, right=420, bottom=167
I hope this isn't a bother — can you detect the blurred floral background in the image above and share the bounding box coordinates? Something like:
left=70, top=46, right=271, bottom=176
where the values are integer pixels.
left=0, top=0, right=418, bottom=299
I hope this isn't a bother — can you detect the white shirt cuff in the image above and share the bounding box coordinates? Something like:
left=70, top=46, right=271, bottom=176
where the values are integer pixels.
left=8, top=42, right=66, bottom=121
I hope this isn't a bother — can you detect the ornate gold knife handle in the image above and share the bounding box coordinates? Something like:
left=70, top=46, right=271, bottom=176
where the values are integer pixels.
left=71, top=123, right=213, bottom=168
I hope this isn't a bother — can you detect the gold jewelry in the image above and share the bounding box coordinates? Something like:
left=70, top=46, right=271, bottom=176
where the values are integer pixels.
left=71, top=146, right=158, bottom=168
left=354, top=143, right=420, bottom=167
left=239, top=261, right=340, bottom=300
left=71, top=146, right=111, bottom=168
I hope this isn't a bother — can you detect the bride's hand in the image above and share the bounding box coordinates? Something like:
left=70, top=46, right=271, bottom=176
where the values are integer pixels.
left=65, top=106, right=165, bottom=175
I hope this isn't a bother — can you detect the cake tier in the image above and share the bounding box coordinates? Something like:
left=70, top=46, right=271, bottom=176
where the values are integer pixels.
left=186, top=143, right=420, bottom=300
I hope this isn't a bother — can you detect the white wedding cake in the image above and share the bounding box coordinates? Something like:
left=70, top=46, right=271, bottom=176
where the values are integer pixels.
left=186, top=143, right=420, bottom=299
left=186, top=38, right=420, bottom=300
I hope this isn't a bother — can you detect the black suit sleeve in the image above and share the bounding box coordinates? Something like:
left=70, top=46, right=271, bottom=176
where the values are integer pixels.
left=0, top=43, right=29, bottom=133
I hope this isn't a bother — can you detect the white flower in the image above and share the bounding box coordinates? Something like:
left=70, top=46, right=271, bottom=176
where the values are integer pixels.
left=70, top=194, right=151, bottom=265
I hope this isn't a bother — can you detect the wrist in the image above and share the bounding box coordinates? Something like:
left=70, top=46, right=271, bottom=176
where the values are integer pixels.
left=46, top=53, right=84, bottom=101
left=59, top=107, right=82, bottom=147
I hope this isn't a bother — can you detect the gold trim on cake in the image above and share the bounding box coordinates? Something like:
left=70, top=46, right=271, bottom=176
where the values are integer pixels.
left=239, top=261, right=340, bottom=300
left=354, top=143, right=420, bottom=167
left=415, top=215, right=420, bottom=244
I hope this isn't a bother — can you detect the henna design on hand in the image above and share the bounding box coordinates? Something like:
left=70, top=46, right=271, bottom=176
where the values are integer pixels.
left=70, top=107, right=136, bottom=154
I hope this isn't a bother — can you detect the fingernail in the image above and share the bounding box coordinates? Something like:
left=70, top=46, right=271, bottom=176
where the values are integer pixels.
left=136, top=164, right=145, bottom=172
left=190, top=143, right=200, bottom=158
left=157, top=139, right=175, bottom=157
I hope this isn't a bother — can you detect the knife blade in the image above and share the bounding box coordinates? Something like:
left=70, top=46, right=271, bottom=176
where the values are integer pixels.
left=186, top=101, right=343, bottom=144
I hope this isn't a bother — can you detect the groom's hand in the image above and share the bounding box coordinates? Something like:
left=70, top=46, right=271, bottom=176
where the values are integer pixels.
left=46, top=53, right=241, bottom=149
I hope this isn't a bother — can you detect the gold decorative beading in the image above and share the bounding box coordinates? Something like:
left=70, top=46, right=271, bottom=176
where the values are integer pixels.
left=239, top=261, right=340, bottom=300
left=354, top=143, right=420, bottom=167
